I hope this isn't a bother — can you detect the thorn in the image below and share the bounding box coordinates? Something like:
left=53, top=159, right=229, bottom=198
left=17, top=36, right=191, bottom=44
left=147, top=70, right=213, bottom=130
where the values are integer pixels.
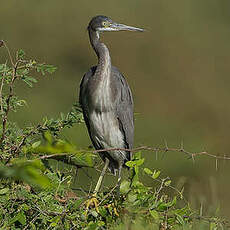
left=215, top=158, right=218, bottom=171
left=164, top=139, right=168, bottom=151
left=180, top=140, right=184, bottom=151
left=199, top=201, right=203, bottom=217
left=191, top=154, right=195, bottom=164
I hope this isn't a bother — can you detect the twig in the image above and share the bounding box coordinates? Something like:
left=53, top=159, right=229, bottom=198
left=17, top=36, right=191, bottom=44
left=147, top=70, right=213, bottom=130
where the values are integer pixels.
left=71, top=187, right=90, bottom=195
left=23, top=213, right=41, bottom=230
left=13, top=126, right=41, bottom=155
left=0, top=41, right=20, bottom=145
left=98, top=185, right=119, bottom=206
left=0, top=61, right=7, bottom=116
left=15, top=143, right=230, bottom=169
left=2, top=40, right=14, bottom=67
left=92, top=146, right=230, bottom=161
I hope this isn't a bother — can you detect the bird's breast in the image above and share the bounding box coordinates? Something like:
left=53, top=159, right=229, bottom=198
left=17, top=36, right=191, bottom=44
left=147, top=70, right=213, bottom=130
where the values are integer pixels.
left=89, top=72, right=115, bottom=112
left=89, top=110, right=125, bottom=159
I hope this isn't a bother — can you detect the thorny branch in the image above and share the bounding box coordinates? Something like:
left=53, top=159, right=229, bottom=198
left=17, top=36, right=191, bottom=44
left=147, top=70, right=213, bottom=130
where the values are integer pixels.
left=92, top=144, right=230, bottom=163
left=0, top=40, right=20, bottom=146
left=11, top=142, right=229, bottom=172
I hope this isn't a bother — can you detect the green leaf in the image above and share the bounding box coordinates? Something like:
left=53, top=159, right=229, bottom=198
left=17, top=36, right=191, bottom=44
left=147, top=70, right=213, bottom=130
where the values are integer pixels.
left=150, top=209, right=159, bottom=221
left=135, top=158, right=145, bottom=166
left=36, top=64, right=57, bottom=75
left=166, top=196, right=177, bottom=208
left=45, top=64, right=57, bottom=74
left=43, top=131, right=53, bottom=144
left=32, top=141, right=41, bottom=149
left=164, top=180, right=171, bottom=186
left=99, top=207, right=107, bottom=217
left=21, top=204, right=30, bottom=211
left=18, top=211, right=27, bottom=226
left=126, top=158, right=144, bottom=168
left=120, top=180, right=131, bottom=194
left=128, top=193, right=137, bottom=203
left=144, top=168, right=153, bottom=175
left=49, top=216, right=61, bottom=227
left=131, top=174, right=139, bottom=187
left=176, top=214, right=185, bottom=225
left=17, top=49, right=25, bottom=59
left=152, top=170, right=161, bottom=179
left=71, top=152, right=94, bottom=167
left=210, top=222, right=218, bottom=230
left=10, top=211, right=26, bottom=226
left=22, top=76, right=38, bottom=87
left=91, top=210, right=98, bottom=218
left=0, top=64, right=7, bottom=73
left=4, top=159, right=51, bottom=189
left=0, top=187, right=9, bottom=195
left=125, top=161, right=136, bottom=168
left=134, top=151, right=142, bottom=160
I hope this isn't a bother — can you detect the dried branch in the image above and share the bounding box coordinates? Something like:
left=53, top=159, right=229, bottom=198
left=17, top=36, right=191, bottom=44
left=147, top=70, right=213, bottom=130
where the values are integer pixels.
left=92, top=145, right=230, bottom=161
left=23, top=144, right=230, bottom=170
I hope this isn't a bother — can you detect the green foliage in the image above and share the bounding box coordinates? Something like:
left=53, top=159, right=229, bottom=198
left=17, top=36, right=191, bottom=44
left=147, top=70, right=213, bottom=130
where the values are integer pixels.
left=0, top=171, right=82, bottom=229
left=28, top=131, right=94, bottom=168
left=0, top=153, right=227, bottom=229
left=40, top=103, right=84, bottom=136
left=0, top=42, right=228, bottom=229
left=0, top=42, right=89, bottom=187
left=0, top=159, right=51, bottom=189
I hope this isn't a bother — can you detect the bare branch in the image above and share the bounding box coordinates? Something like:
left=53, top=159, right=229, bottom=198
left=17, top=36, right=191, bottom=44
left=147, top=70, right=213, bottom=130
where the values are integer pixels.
left=2, top=41, right=14, bottom=67
left=91, top=145, right=230, bottom=161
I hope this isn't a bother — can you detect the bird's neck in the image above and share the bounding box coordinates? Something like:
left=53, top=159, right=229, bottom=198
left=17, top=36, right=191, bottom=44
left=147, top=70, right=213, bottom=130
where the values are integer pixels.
left=88, top=29, right=113, bottom=110
left=89, top=30, right=111, bottom=80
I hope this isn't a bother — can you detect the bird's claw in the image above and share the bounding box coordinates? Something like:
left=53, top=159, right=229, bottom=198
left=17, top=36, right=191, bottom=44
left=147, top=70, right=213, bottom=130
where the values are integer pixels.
left=85, top=194, right=99, bottom=215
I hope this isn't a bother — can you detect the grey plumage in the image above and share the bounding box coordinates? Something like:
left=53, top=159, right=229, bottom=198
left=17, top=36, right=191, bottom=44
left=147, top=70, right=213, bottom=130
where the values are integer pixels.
left=79, top=15, right=143, bottom=192
left=80, top=66, right=134, bottom=174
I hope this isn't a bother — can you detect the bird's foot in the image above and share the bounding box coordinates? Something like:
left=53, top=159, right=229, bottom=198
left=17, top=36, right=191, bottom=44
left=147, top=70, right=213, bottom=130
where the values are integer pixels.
left=105, top=202, right=119, bottom=217
left=85, top=193, right=99, bottom=215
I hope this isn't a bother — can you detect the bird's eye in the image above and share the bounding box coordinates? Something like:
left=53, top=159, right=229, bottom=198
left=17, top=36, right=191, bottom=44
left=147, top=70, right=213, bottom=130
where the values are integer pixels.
left=102, top=21, right=110, bottom=27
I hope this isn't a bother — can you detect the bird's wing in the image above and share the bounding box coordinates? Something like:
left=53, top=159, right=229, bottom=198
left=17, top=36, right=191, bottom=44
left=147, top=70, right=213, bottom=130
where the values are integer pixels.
left=79, top=66, right=101, bottom=149
left=80, top=66, right=118, bottom=173
left=112, top=66, right=134, bottom=161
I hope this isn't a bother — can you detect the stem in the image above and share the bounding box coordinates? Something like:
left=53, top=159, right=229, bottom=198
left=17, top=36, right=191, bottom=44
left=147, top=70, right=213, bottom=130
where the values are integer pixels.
left=0, top=43, right=19, bottom=146
left=3, top=41, right=14, bottom=67
left=0, top=62, right=7, bottom=116
left=94, top=158, right=109, bottom=195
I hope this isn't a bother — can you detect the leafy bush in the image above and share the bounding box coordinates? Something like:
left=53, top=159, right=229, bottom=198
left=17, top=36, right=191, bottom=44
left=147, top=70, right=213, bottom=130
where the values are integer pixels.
left=0, top=42, right=228, bottom=229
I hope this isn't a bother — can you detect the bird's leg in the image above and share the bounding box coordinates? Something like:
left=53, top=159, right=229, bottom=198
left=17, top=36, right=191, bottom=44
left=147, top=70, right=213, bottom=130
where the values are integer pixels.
left=85, top=158, right=109, bottom=214
left=116, top=165, right=122, bottom=197
left=94, top=157, right=110, bottom=195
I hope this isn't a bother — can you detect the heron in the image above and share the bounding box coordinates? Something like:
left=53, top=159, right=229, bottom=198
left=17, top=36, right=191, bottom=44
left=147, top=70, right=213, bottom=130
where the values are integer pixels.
left=79, top=15, right=143, bottom=198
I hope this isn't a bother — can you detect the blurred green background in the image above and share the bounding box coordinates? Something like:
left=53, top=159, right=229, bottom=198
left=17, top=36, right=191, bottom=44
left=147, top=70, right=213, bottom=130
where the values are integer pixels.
left=1, top=0, right=230, bottom=218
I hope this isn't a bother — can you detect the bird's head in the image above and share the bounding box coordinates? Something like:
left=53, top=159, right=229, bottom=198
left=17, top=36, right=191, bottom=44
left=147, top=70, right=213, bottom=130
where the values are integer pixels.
left=88, top=15, right=144, bottom=32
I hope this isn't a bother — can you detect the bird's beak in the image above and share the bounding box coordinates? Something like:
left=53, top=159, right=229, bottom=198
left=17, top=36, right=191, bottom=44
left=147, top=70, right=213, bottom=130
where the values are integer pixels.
left=110, top=23, right=144, bottom=32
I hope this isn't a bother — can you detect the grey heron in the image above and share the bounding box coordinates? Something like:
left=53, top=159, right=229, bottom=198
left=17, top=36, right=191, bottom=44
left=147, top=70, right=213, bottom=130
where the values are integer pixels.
left=79, top=15, right=143, bottom=195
